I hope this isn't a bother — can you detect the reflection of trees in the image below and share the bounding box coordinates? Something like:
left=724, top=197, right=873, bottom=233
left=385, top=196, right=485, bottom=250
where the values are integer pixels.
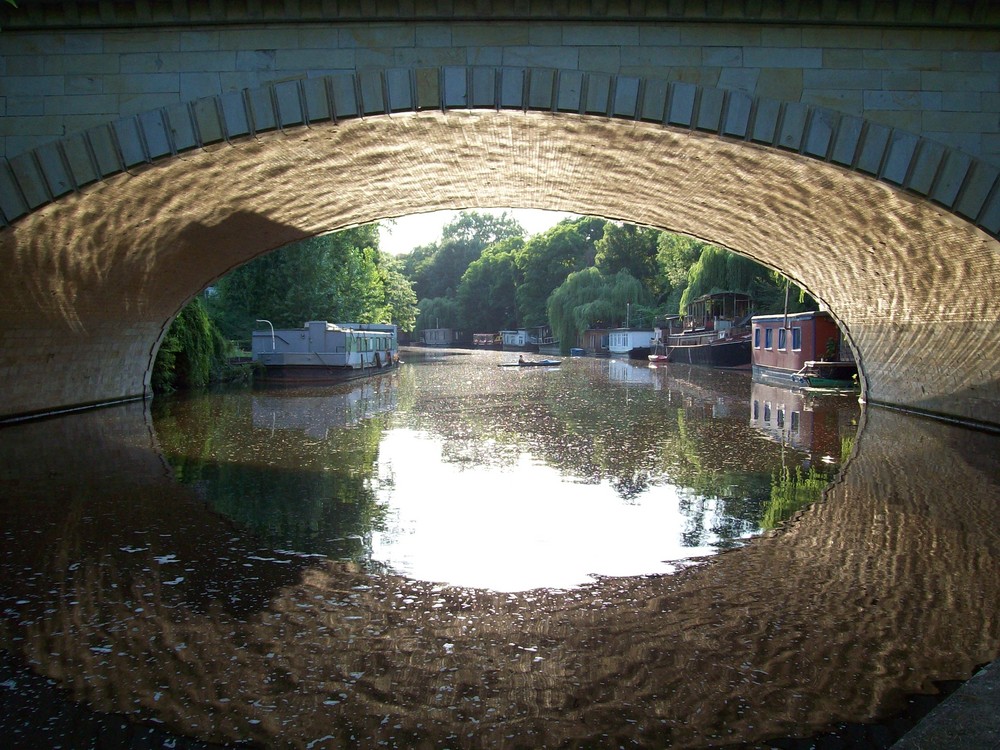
left=402, top=357, right=854, bottom=550
left=152, top=391, right=389, bottom=560
left=764, top=466, right=832, bottom=530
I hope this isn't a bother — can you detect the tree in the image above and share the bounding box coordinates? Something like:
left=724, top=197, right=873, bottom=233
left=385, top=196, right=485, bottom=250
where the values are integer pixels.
left=595, top=223, right=661, bottom=295
left=455, top=237, right=523, bottom=333
left=514, top=217, right=607, bottom=326
left=442, top=210, right=524, bottom=247
left=378, top=252, right=419, bottom=332
left=208, top=225, right=416, bottom=341
left=152, top=296, right=229, bottom=392
left=656, top=233, right=708, bottom=314
left=398, top=211, right=525, bottom=301
left=677, top=245, right=814, bottom=316
left=415, top=296, right=461, bottom=332
left=547, top=268, right=651, bottom=354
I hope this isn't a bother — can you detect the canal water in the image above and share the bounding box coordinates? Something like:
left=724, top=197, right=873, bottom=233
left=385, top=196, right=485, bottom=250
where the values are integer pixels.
left=1, top=349, right=998, bottom=749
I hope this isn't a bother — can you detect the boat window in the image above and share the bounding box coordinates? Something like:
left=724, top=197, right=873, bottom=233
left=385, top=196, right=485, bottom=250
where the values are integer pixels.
left=778, top=328, right=787, bottom=350
left=754, top=328, right=760, bottom=348
left=765, top=328, right=773, bottom=349
left=792, top=327, right=802, bottom=351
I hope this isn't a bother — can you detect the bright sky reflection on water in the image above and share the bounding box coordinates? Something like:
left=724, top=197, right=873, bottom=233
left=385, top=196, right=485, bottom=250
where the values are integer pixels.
left=371, top=427, right=719, bottom=591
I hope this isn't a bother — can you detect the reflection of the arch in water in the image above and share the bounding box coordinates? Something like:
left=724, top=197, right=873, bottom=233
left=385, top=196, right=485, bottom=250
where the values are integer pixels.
left=252, top=373, right=398, bottom=438
left=0, top=401, right=997, bottom=749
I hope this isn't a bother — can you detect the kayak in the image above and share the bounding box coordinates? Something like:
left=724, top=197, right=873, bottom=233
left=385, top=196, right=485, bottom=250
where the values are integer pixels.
left=498, top=359, right=562, bottom=367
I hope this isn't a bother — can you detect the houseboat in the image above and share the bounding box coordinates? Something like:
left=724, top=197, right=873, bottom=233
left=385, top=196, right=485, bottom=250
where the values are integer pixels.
left=580, top=327, right=612, bottom=356
left=420, top=327, right=465, bottom=347
left=649, top=292, right=754, bottom=368
left=472, top=332, right=503, bottom=350
left=501, top=326, right=556, bottom=353
left=751, top=310, right=857, bottom=389
left=608, top=328, right=655, bottom=359
left=252, top=321, right=398, bottom=383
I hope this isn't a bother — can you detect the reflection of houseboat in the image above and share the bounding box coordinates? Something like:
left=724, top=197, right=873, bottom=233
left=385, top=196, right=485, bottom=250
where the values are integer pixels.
left=608, top=328, right=655, bottom=359
left=252, top=321, right=398, bottom=383
left=252, top=376, right=398, bottom=438
left=606, top=358, right=655, bottom=385
left=649, top=293, right=753, bottom=368
left=751, top=311, right=857, bottom=389
left=749, top=381, right=855, bottom=463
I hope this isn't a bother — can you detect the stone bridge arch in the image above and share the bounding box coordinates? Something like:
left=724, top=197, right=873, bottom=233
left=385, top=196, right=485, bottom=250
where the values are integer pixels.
left=0, top=67, right=998, bottom=427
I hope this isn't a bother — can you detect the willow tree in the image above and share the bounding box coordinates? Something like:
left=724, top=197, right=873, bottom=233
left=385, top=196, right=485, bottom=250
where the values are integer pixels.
left=547, top=269, right=651, bottom=354
left=415, top=296, right=460, bottom=332
left=678, top=245, right=813, bottom=315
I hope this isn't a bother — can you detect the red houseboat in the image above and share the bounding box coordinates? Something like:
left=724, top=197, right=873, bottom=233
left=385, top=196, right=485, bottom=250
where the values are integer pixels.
left=751, top=310, right=858, bottom=389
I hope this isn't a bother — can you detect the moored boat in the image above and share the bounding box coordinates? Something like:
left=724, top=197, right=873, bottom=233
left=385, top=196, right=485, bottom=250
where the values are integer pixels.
left=252, top=320, right=399, bottom=383
left=751, top=310, right=857, bottom=389
left=648, top=293, right=754, bottom=369
left=608, top=328, right=655, bottom=360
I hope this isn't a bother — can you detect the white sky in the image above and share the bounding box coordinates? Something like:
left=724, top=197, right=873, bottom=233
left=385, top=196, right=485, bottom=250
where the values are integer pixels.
left=377, top=208, right=580, bottom=255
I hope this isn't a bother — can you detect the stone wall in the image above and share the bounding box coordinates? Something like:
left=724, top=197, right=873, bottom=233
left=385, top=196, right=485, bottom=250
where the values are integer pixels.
left=1, top=2, right=998, bottom=162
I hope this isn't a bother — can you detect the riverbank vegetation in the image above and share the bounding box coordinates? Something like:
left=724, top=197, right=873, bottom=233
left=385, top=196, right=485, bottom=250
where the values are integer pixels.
left=152, top=225, right=418, bottom=393
left=396, top=210, right=814, bottom=353
left=155, top=210, right=815, bottom=389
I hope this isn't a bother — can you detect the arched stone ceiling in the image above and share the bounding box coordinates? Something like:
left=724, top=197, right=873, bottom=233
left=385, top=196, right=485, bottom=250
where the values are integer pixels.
left=0, top=69, right=998, bottom=427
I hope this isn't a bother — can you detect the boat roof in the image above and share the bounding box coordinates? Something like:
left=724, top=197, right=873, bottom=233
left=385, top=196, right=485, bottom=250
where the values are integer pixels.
left=689, top=291, right=753, bottom=303
left=751, top=310, right=830, bottom=322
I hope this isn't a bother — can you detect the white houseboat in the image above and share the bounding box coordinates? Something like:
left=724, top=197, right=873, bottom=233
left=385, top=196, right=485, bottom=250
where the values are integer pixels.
left=252, top=321, right=398, bottom=383
left=608, top=328, right=655, bottom=359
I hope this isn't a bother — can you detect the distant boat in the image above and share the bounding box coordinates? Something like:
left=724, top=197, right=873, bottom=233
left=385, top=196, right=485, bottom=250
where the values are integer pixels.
left=751, top=310, right=857, bottom=390
left=648, top=292, right=754, bottom=369
left=252, top=321, right=399, bottom=383
left=472, top=332, right=503, bottom=350
left=498, top=358, right=562, bottom=368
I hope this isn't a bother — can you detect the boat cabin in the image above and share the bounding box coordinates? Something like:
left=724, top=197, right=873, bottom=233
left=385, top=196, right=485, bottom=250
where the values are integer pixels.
left=252, top=321, right=398, bottom=381
left=580, top=327, right=612, bottom=355
left=472, top=332, right=502, bottom=349
left=751, top=310, right=856, bottom=387
left=683, top=292, right=754, bottom=333
left=608, top=328, right=655, bottom=359
left=501, top=326, right=554, bottom=352
left=421, top=327, right=465, bottom=347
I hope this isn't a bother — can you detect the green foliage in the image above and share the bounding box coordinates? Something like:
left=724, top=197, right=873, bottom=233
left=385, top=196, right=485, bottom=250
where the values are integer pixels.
left=655, top=233, right=710, bottom=313
left=514, top=217, right=607, bottom=326
left=456, top=237, right=523, bottom=332
left=207, top=225, right=418, bottom=340
left=595, top=223, right=661, bottom=294
left=379, top=253, right=419, bottom=332
left=398, top=211, right=524, bottom=301
left=547, top=268, right=651, bottom=353
left=678, top=245, right=815, bottom=316
left=762, top=465, right=830, bottom=530
left=152, top=296, right=230, bottom=393
left=416, top=296, right=461, bottom=332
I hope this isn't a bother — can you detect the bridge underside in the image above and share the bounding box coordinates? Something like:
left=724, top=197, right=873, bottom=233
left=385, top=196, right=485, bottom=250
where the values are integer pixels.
left=0, top=110, right=998, bottom=427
